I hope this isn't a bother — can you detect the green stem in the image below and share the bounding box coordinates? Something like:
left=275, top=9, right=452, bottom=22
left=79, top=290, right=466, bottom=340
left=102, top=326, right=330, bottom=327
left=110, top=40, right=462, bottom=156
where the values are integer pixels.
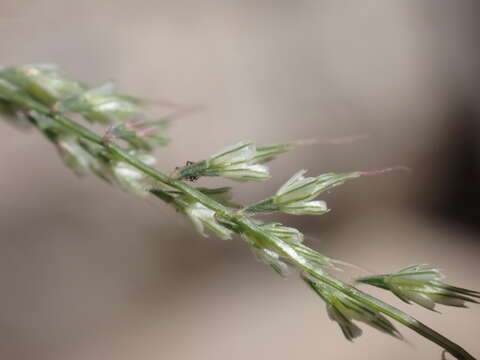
left=355, top=274, right=390, bottom=290
left=242, top=197, right=278, bottom=214
left=0, top=82, right=475, bottom=360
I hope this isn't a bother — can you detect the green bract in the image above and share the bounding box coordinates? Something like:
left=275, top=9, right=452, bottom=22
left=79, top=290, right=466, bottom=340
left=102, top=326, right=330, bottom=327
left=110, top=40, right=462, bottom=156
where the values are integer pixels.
left=275, top=170, right=360, bottom=204
left=279, top=200, right=329, bottom=215
left=57, top=81, right=143, bottom=123
left=242, top=170, right=359, bottom=215
left=259, top=222, right=304, bottom=244
left=304, top=275, right=401, bottom=341
left=55, top=136, right=97, bottom=176
left=0, top=64, right=84, bottom=104
left=110, top=152, right=156, bottom=197
left=110, top=119, right=170, bottom=151
left=185, top=202, right=233, bottom=240
left=357, top=265, right=480, bottom=311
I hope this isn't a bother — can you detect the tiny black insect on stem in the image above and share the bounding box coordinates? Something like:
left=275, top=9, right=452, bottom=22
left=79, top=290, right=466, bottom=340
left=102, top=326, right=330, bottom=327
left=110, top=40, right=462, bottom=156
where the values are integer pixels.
left=176, top=160, right=200, bottom=182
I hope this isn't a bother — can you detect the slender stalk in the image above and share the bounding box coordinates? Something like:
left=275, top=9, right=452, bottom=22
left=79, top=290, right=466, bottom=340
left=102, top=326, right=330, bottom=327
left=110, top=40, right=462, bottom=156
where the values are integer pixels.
left=0, top=81, right=476, bottom=360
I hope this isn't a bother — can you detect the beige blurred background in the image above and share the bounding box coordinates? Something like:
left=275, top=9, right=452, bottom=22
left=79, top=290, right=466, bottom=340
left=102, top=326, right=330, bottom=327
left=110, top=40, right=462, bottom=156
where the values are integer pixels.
left=1, top=1, right=480, bottom=359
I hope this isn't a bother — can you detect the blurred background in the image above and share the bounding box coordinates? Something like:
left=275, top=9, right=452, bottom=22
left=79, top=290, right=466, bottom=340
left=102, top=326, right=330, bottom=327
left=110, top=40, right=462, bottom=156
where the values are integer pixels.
left=0, top=1, right=479, bottom=359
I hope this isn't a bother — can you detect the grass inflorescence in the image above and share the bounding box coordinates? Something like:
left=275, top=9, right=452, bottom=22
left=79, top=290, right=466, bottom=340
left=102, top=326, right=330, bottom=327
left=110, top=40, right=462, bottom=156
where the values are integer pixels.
left=0, top=64, right=478, bottom=359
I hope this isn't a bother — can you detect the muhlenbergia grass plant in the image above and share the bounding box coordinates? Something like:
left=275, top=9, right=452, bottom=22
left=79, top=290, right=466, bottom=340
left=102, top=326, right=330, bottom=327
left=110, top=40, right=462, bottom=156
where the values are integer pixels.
left=0, top=64, right=478, bottom=359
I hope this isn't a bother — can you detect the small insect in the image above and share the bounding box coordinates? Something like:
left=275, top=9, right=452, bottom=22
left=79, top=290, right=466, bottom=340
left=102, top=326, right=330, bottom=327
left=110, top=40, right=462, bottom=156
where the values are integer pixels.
left=175, top=160, right=199, bottom=182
